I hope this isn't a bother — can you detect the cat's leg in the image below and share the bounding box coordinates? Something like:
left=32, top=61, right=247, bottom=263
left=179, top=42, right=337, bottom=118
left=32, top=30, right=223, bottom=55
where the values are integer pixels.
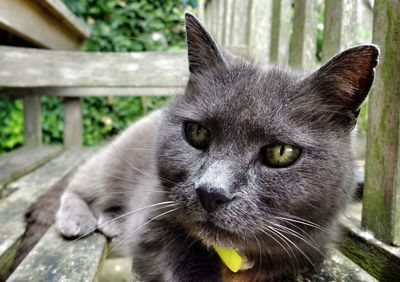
left=133, top=220, right=222, bottom=282
left=96, top=206, right=125, bottom=238
left=56, top=190, right=97, bottom=238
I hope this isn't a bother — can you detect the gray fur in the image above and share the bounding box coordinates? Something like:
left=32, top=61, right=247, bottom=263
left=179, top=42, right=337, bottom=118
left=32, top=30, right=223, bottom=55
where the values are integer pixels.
left=56, top=13, right=379, bottom=281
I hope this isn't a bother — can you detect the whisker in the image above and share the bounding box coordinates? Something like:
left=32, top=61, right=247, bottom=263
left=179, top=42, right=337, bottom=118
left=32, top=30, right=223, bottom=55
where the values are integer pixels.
left=265, top=208, right=329, bottom=232
left=281, top=220, right=320, bottom=248
left=108, top=175, right=138, bottom=184
left=272, top=216, right=329, bottom=233
left=109, top=207, right=179, bottom=255
left=119, top=148, right=158, bottom=151
left=111, top=142, right=178, bottom=186
left=252, top=233, right=262, bottom=282
left=271, top=223, right=323, bottom=255
left=69, top=201, right=175, bottom=243
left=91, top=190, right=171, bottom=196
left=268, top=226, right=318, bottom=272
left=258, top=228, right=297, bottom=274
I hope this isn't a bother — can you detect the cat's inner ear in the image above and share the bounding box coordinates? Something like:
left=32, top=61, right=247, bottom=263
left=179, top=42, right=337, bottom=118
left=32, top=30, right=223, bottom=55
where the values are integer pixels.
left=312, top=45, right=379, bottom=114
left=185, top=12, right=226, bottom=74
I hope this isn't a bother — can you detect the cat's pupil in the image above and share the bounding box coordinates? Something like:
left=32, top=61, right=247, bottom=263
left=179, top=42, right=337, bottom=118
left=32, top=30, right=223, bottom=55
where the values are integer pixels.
left=279, top=145, right=285, bottom=156
left=184, top=121, right=210, bottom=150
left=262, top=144, right=301, bottom=168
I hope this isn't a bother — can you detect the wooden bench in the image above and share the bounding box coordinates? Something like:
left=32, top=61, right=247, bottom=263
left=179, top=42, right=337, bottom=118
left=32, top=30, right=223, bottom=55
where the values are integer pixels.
left=0, top=45, right=188, bottom=281
left=1, top=0, right=399, bottom=281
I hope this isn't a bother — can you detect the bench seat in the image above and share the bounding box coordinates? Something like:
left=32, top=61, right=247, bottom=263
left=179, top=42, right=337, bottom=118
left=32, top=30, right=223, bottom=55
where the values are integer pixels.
left=0, top=147, right=380, bottom=281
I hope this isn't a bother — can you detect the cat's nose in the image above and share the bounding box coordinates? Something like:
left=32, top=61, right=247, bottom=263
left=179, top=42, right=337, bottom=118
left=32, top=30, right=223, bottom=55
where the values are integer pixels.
left=195, top=187, right=232, bottom=213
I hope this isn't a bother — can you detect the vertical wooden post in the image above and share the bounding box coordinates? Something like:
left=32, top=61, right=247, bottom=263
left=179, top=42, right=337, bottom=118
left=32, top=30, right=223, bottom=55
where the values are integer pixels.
left=321, top=0, right=357, bottom=62
left=229, top=0, right=250, bottom=56
left=289, top=0, right=317, bottom=69
left=362, top=0, right=400, bottom=246
left=223, top=0, right=234, bottom=46
left=269, top=0, right=292, bottom=64
left=216, top=0, right=224, bottom=43
left=64, top=97, right=83, bottom=148
left=198, top=0, right=206, bottom=23
left=23, top=95, right=42, bottom=147
left=247, top=0, right=273, bottom=63
left=205, top=1, right=211, bottom=29
left=210, top=0, right=217, bottom=37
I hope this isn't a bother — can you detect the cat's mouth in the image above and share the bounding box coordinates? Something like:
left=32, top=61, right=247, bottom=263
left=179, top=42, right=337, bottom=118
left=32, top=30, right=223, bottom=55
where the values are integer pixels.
left=188, top=217, right=246, bottom=249
left=198, top=219, right=234, bottom=235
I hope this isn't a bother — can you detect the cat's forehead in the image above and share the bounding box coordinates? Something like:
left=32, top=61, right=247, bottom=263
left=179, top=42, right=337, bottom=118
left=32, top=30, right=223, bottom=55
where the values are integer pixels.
left=169, top=63, right=312, bottom=146
left=184, top=63, right=302, bottom=122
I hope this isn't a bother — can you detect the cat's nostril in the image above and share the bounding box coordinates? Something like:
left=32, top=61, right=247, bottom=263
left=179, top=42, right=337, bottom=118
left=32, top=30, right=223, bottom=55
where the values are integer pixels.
left=195, top=187, right=232, bottom=213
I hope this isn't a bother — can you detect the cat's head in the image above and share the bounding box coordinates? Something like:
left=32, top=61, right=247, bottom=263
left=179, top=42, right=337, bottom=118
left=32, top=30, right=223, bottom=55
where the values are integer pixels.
left=157, top=13, right=378, bottom=261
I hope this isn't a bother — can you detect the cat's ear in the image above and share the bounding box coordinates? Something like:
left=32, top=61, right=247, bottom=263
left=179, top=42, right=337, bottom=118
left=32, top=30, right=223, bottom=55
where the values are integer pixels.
left=185, top=12, right=226, bottom=74
left=311, top=45, right=379, bottom=115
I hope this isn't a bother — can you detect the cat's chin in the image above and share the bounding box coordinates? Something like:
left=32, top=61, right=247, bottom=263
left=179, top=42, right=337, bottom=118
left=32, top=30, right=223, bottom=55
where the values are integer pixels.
left=182, top=218, right=250, bottom=250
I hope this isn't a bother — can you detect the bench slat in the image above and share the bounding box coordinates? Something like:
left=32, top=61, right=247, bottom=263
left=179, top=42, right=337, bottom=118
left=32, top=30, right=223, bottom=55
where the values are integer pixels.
left=5, top=86, right=183, bottom=97
left=0, top=46, right=188, bottom=88
left=0, top=148, right=95, bottom=280
left=303, top=249, right=377, bottom=281
left=339, top=204, right=400, bottom=281
left=0, top=146, right=62, bottom=193
left=7, top=227, right=107, bottom=282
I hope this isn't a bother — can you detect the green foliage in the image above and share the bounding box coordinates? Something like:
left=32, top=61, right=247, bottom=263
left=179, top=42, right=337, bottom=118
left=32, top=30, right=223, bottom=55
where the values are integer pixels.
left=42, top=96, right=64, bottom=145
left=357, top=99, right=369, bottom=134
left=0, top=1, right=187, bottom=152
left=83, top=96, right=170, bottom=146
left=0, top=93, right=23, bottom=153
left=63, top=0, right=192, bottom=52
left=61, top=0, right=186, bottom=146
left=315, top=1, right=325, bottom=62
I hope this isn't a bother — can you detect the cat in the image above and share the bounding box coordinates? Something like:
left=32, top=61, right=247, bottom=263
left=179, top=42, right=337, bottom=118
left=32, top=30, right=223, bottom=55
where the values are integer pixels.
left=52, top=12, right=378, bottom=281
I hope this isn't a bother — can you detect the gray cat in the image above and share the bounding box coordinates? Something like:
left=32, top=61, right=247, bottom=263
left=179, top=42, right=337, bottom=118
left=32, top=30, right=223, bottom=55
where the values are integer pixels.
left=55, top=13, right=379, bottom=281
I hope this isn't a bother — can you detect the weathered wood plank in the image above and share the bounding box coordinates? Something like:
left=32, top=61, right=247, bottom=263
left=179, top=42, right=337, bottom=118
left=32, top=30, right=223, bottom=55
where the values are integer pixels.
left=340, top=203, right=400, bottom=281
left=269, top=0, right=292, bottom=64
left=0, top=47, right=188, bottom=88
left=321, top=0, right=357, bottom=62
left=229, top=0, right=250, bottom=56
left=215, top=0, right=225, bottom=44
left=222, top=0, right=234, bottom=47
left=247, top=0, right=272, bottom=63
left=33, top=0, right=90, bottom=38
left=5, top=87, right=182, bottom=97
left=362, top=0, right=400, bottom=246
left=198, top=0, right=206, bottom=23
left=23, top=95, right=41, bottom=147
left=209, top=0, right=217, bottom=38
left=8, top=226, right=107, bottom=282
left=0, top=149, right=94, bottom=280
left=0, top=0, right=86, bottom=50
left=204, top=1, right=212, bottom=31
left=100, top=257, right=137, bottom=282
left=64, top=97, right=82, bottom=148
left=0, top=146, right=62, bottom=192
left=289, top=0, right=317, bottom=69
left=302, top=249, right=378, bottom=282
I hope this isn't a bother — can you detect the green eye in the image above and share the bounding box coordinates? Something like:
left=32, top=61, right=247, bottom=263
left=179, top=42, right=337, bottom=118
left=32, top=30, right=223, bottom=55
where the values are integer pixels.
left=184, top=122, right=211, bottom=150
left=262, top=144, right=301, bottom=168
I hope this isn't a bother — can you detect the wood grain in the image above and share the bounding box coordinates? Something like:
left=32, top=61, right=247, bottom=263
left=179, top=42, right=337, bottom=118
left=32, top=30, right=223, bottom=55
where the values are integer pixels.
left=0, top=46, right=188, bottom=88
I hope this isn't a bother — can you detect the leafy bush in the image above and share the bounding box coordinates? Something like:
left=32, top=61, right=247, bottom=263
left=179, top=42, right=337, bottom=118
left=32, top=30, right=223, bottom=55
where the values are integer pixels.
left=0, top=93, right=24, bottom=153
left=0, top=1, right=191, bottom=153
left=63, top=0, right=193, bottom=52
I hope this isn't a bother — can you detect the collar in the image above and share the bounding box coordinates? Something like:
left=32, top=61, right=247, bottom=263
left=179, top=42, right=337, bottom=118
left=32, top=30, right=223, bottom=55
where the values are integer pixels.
left=214, top=246, right=254, bottom=273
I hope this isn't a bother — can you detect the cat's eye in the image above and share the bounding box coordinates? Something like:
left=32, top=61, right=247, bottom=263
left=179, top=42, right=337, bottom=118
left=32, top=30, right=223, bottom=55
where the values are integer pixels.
left=261, top=144, right=301, bottom=168
left=184, top=122, right=211, bottom=150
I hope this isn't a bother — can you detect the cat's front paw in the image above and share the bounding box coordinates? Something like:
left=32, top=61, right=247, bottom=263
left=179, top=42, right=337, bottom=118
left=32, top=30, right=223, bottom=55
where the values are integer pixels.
left=56, top=209, right=97, bottom=238
left=97, top=213, right=123, bottom=238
